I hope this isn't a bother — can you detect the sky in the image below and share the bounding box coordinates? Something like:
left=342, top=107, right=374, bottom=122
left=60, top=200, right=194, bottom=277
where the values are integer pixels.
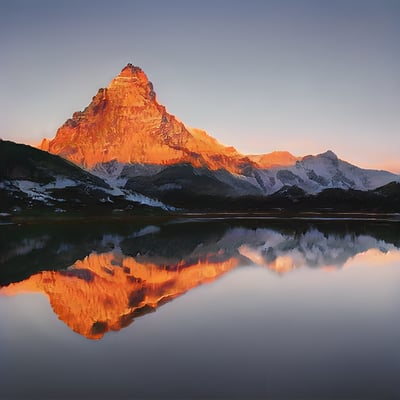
left=0, top=0, right=399, bottom=172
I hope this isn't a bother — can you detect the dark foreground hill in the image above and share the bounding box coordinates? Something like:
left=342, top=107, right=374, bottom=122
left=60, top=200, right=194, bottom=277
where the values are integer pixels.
left=0, top=140, right=169, bottom=218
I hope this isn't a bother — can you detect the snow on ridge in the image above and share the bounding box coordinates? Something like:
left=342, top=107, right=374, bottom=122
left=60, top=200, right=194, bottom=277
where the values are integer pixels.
left=1, top=177, right=83, bottom=203
left=248, top=154, right=400, bottom=195
left=1, top=173, right=174, bottom=211
left=10, top=180, right=55, bottom=202
left=125, top=192, right=175, bottom=211
left=45, top=177, right=78, bottom=189
left=97, top=170, right=175, bottom=210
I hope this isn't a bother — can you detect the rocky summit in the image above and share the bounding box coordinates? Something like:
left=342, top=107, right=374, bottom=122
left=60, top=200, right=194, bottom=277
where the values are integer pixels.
left=41, top=64, right=252, bottom=173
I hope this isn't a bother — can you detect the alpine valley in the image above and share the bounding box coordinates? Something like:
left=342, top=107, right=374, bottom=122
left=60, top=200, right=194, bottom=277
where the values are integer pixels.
left=2, top=64, right=400, bottom=217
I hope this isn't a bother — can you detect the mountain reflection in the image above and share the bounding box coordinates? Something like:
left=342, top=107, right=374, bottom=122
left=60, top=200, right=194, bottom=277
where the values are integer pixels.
left=2, top=251, right=238, bottom=339
left=1, top=220, right=399, bottom=339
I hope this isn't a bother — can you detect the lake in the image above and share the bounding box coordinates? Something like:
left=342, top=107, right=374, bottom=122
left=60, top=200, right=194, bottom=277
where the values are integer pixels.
left=1, top=218, right=399, bottom=399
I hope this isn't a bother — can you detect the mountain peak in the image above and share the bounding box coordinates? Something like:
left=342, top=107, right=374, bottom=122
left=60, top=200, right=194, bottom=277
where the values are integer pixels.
left=247, top=151, right=299, bottom=169
left=108, top=63, right=153, bottom=94
left=40, top=64, right=248, bottom=172
left=320, top=150, right=338, bottom=160
left=117, top=63, right=149, bottom=84
left=119, top=63, right=143, bottom=76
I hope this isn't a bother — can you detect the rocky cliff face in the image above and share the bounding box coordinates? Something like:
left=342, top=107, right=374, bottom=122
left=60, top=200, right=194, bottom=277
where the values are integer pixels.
left=41, top=64, right=252, bottom=173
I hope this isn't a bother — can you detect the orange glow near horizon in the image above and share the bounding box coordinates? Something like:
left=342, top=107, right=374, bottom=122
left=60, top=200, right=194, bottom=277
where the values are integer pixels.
left=343, top=248, right=400, bottom=269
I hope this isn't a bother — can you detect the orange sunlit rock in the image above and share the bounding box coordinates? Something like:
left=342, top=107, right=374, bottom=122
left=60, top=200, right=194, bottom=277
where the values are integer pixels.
left=1, top=251, right=238, bottom=340
left=40, top=64, right=255, bottom=173
left=39, top=138, right=50, bottom=151
left=247, top=151, right=300, bottom=168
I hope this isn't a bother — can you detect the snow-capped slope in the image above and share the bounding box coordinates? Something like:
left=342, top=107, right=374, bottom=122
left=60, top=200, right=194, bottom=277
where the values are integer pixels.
left=93, top=150, right=399, bottom=200
left=252, top=150, right=400, bottom=194
left=92, top=161, right=174, bottom=210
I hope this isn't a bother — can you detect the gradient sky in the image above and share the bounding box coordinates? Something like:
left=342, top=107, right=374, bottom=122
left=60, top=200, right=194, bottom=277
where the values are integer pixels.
left=1, top=0, right=399, bottom=172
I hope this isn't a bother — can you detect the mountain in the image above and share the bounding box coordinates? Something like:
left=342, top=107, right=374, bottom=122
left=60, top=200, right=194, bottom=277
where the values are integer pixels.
left=235, top=181, right=400, bottom=213
left=40, top=64, right=398, bottom=190
left=40, top=64, right=253, bottom=174
left=33, top=63, right=400, bottom=212
left=250, top=150, right=400, bottom=195
left=124, top=163, right=263, bottom=208
left=0, top=140, right=170, bottom=217
left=247, top=151, right=299, bottom=168
left=120, top=150, right=399, bottom=210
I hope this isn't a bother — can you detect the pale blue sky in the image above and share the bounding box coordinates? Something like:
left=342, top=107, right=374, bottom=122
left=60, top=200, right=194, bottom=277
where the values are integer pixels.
left=1, top=0, right=399, bottom=171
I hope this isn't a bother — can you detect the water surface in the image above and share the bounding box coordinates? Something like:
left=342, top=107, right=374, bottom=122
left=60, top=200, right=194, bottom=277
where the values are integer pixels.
left=1, top=219, right=399, bottom=399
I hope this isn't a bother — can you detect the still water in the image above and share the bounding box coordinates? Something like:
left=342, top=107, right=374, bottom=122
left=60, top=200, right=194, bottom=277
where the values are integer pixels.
left=1, top=218, right=399, bottom=399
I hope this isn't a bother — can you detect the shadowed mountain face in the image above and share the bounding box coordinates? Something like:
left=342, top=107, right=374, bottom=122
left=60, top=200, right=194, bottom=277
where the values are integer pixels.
left=0, top=140, right=106, bottom=186
left=1, top=219, right=400, bottom=339
left=124, top=163, right=264, bottom=203
left=0, top=140, right=173, bottom=215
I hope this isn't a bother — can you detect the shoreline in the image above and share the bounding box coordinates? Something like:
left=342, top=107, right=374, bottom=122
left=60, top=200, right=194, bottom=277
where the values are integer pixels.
left=2, top=211, right=400, bottom=225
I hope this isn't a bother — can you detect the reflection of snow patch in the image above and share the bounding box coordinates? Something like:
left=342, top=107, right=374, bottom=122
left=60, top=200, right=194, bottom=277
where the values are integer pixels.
left=133, top=225, right=161, bottom=238
left=1, top=236, right=50, bottom=263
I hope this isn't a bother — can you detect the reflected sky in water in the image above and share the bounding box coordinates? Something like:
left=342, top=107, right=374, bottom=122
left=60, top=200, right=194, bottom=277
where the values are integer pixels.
left=0, top=219, right=399, bottom=399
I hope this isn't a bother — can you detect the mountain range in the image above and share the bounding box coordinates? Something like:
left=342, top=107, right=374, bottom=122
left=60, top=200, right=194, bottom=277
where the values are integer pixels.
left=1, top=63, right=399, bottom=216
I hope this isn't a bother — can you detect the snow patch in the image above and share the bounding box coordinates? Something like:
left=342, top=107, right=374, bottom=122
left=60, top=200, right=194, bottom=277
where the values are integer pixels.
left=12, top=180, right=55, bottom=202
left=125, top=192, right=175, bottom=211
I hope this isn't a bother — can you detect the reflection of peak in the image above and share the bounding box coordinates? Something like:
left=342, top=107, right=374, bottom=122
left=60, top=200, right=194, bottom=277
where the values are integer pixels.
left=2, top=250, right=238, bottom=339
left=2, top=222, right=400, bottom=339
